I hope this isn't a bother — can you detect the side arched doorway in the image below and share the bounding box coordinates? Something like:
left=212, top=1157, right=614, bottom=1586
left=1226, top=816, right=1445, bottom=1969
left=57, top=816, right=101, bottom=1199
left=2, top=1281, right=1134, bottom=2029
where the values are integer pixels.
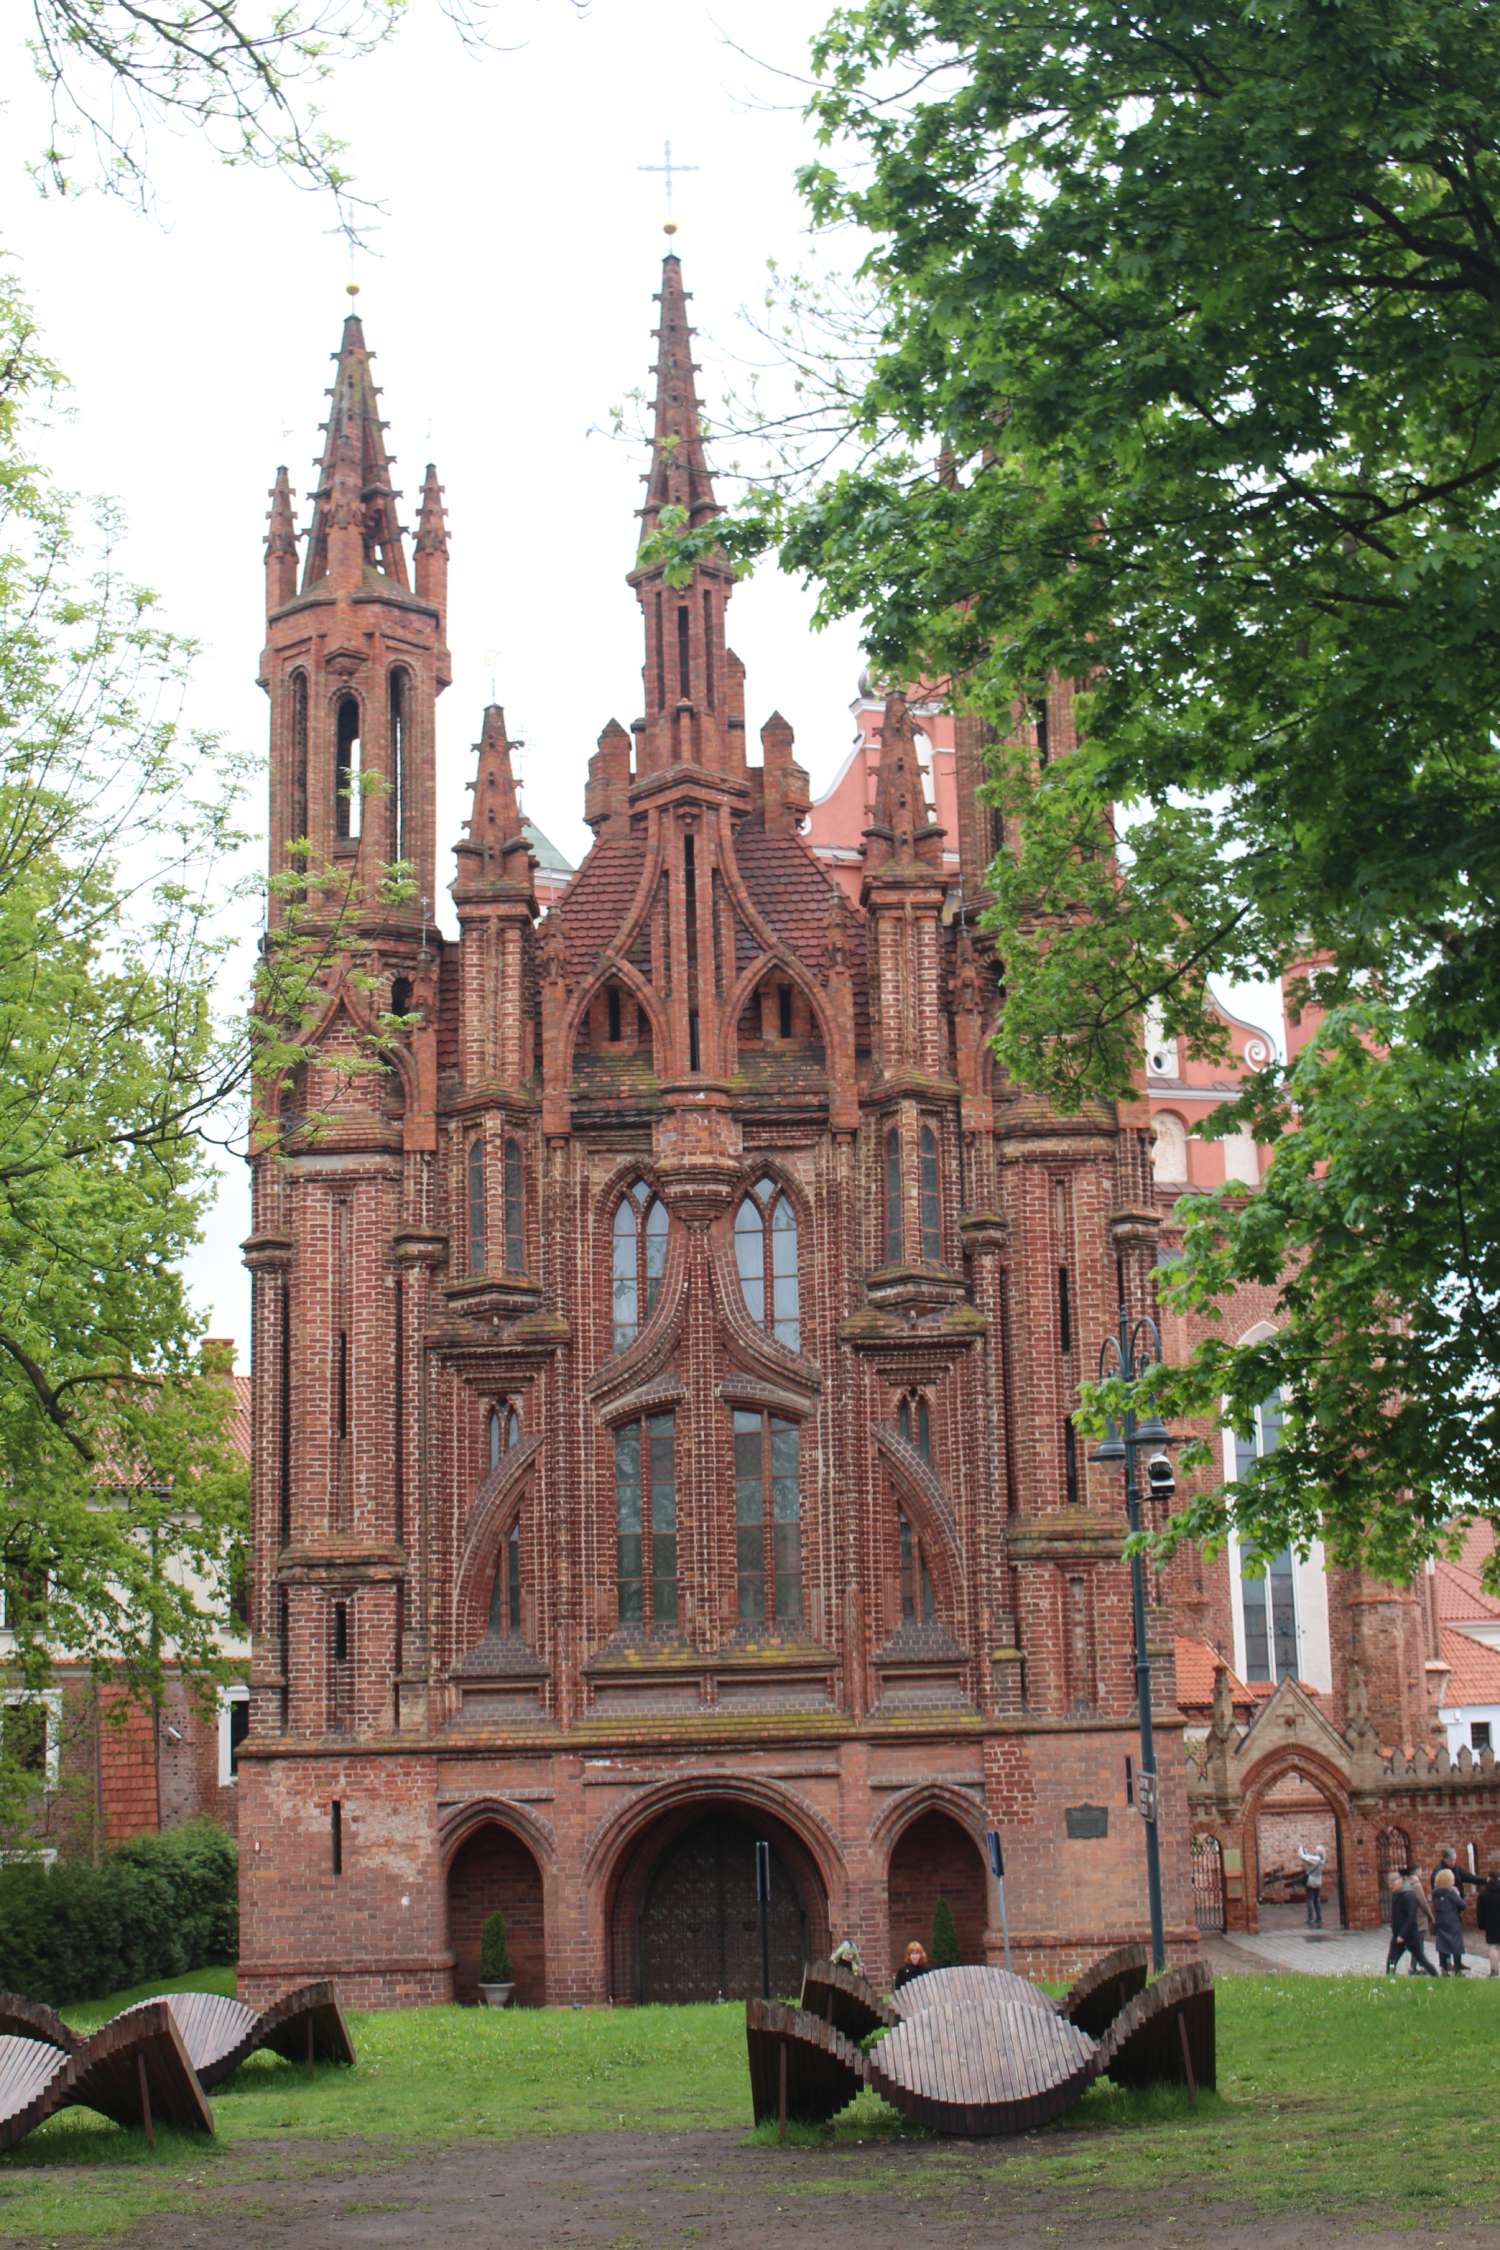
left=886, top=1809, right=988, bottom=1965
left=607, top=1797, right=830, bottom=2005
left=1245, top=1759, right=1348, bottom=1931
left=447, top=1821, right=546, bottom=2004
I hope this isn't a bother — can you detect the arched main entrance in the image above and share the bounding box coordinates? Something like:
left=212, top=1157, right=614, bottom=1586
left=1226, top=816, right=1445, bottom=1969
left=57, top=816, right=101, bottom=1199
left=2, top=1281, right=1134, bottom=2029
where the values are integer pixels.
left=447, top=1821, right=546, bottom=2004
left=607, top=1797, right=830, bottom=2005
left=886, top=1809, right=988, bottom=1964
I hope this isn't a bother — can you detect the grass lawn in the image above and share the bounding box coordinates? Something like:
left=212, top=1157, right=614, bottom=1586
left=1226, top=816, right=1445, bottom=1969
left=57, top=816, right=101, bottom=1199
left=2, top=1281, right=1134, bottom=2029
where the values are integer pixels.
left=0, top=1969, right=1494, bottom=2242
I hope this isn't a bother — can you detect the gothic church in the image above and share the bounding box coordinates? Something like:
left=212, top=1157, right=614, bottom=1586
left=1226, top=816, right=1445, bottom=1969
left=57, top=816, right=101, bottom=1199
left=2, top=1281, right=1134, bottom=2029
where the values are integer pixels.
left=240, top=251, right=1196, bottom=2007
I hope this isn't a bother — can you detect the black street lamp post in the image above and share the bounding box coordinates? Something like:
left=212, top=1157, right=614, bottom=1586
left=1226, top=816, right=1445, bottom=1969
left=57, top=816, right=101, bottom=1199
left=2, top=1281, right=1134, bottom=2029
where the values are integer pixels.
left=1088, top=1300, right=1178, bottom=1975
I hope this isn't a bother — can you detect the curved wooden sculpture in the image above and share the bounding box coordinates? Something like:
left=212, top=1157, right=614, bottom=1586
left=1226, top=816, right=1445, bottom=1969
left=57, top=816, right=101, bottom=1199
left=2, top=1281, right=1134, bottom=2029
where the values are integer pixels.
left=0, top=2000, right=213, bottom=2154
left=745, top=1999, right=866, bottom=2126
left=798, top=1961, right=895, bottom=2041
left=1093, top=1961, right=1216, bottom=2094
left=1056, top=1943, right=1150, bottom=2040
left=749, top=1953, right=1216, bottom=2138
left=0, top=1981, right=355, bottom=2095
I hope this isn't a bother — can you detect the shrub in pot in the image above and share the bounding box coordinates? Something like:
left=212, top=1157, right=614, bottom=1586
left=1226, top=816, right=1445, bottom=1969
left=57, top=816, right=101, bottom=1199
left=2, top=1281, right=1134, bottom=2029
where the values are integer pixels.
left=478, top=1911, right=514, bottom=2006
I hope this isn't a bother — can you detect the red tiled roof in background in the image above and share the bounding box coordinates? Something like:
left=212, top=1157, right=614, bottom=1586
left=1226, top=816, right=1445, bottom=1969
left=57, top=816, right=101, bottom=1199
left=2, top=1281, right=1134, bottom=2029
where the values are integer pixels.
left=229, top=1374, right=250, bottom=1462
left=1173, top=1635, right=1260, bottom=1716
left=1439, top=1625, right=1500, bottom=1707
left=1434, top=1555, right=1500, bottom=1625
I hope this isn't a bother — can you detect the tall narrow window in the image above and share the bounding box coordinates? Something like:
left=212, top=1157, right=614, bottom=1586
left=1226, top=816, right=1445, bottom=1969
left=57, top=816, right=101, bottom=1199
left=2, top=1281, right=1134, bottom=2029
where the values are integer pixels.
left=334, top=694, right=361, bottom=842
left=899, top=1510, right=936, bottom=1625
left=1033, top=694, right=1050, bottom=769
left=488, top=1517, right=523, bottom=1636
left=897, top=1392, right=932, bottom=1461
left=487, top=1403, right=519, bottom=1471
left=918, top=1124, right=941, bottom=1262
left=389, top=668, right=409, bottom=864
left=883, top=1126, right=902, bottom=1263
left=333, top=1602, right=349, bottom=1664
left=488, top=1406, right=503, bottom=1471
left=734, top=1177, right=800, bottom=1349
left=677, top=604, right=691, bottom=698
left=290, top=670, right=309, bottom=850
left=615, top=1413, right=677, bottom=1628
left=330, top=1799, right=343, bottom=1877
left=467, top=1137, right=486, bottom=1273
left=503, top=1139, right=524, bottom=1271
left=1235, top=1390, right=1297, bottom=1681
left=777, top=984, right=793, bottom=1039
left=607, top=985, right=623, bottom=1042
left=1058, top=1265, right=1072, bottom=1355
left=733, top=1410, right=802, bottom=1625
left=612, top=1181, right=668, bottom=1350
left=703, top=589, right=716, bottom=710
left=1063, top=1419, right=1079, bottom=1504
left=655, top=592, right=665, bottom=709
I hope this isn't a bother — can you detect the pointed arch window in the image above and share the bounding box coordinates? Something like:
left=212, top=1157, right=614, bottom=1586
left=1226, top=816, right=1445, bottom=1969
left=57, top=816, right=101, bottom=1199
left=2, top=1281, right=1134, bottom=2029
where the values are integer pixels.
left=733, top=1410, right=802, bottom=1625
left=611, top=1181, right=668, bottom=1351
left=1234, top=1390, right=1297, bottom=1682
left=734, top=1176, right=799, bottom=1349
left=467, top=1137, right=486, bottom=1273
left=503, top=1138, right=524, bottom=1272
left=899, top=1509, right=936, bottom=1626
left=334, top=694, right=362, bottom=842
left=883, top=1126, right=902, bottom=1263
left=918, top=1123, right=942, bottom=1262
left=487, top=1402, right=520, bottom=1471
left=289, top=670, right=309, bottom=852
left=897, top=1392, right=931, bottom=1462
left=615, top=1412, right=677, bottom=1628
left=389, top=668, right=409, bottom=865
left=487, top=1517, right=522, bottom=1636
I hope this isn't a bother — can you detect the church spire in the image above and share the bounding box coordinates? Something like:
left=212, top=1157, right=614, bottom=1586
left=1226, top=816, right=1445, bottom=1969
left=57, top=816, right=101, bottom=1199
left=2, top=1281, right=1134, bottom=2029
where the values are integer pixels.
left=264, top=464, right=298, bottom=614
left=864, top=691, right=945, bottom=871
left=301, top=310, right=409, bottom=594
left=641, top=251, right=718, bottom=538
left=453, top=705, right=533, bottom=895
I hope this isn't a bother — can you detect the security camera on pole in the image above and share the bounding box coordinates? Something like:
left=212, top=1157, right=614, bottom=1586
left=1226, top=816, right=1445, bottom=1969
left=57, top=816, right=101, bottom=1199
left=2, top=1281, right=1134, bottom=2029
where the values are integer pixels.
left=1085, top=1303, right=1181, bottom=1976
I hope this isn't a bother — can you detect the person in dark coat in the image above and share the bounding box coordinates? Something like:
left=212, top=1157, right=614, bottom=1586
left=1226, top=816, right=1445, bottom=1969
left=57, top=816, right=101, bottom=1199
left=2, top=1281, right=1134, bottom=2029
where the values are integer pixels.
left=1432, top=1867, right=1469, bottom=1974
left=1388, top=1872, right=1440, bottom=1975
left=893, top=1941, right=931, bottom=1991
left=1476, top=1872, right=1500, bottom=1978
left=1432, top=1845, right=1483, bottom=1902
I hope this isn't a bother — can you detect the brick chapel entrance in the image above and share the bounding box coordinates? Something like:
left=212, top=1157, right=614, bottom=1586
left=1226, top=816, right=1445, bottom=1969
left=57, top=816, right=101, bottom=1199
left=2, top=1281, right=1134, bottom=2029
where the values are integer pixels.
left=607, top=1799, right=829, bottom=2005
left=447, top=1820, right=546, bottom=2004
left=887, top=1809, right=988, bottom=1965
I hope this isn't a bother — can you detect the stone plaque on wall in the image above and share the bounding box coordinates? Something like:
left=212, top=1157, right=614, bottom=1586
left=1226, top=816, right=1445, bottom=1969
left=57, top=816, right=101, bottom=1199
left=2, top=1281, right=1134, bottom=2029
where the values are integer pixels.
left=1065, top=1803, right=1109, bottom=1840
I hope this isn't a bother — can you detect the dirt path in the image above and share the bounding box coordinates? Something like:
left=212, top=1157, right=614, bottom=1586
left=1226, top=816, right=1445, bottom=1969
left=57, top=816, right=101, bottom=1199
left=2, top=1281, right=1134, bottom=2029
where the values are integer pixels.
left=108, top=2128, right=1497, bottom=2250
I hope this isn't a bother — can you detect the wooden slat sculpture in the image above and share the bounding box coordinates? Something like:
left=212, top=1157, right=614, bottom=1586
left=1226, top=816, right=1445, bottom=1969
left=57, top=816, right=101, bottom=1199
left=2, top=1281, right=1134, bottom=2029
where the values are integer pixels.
left=747, top=1952, right=1216, bottom=2137
left=0, top=1982, right=354, bottom=2095
left=0, top=2000, right=213, bottom=2154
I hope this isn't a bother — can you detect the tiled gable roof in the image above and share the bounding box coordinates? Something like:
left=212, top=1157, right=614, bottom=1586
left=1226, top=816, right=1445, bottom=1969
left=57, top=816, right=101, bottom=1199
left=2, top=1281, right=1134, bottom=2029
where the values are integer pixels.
left=1434, top=1556, right=1500, bottom=1624
left=550, top=836, right=648, bottom=985
left=1439, top=1625, right=1500, bottom=1707
left=732, top=826, right=870, bottom=1045
left=1173, top=1635, right=1259, bottom=1715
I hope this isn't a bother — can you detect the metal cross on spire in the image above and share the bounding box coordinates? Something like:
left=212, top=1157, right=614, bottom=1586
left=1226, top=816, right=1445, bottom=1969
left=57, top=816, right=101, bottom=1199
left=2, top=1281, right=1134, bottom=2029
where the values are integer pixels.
left=639, top=138, right=699, bottom=219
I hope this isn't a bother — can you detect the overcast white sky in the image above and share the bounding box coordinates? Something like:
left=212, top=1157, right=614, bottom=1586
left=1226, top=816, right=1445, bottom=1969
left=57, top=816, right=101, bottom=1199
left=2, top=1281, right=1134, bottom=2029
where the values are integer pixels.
left=2, top=1, right=867, bottom=1362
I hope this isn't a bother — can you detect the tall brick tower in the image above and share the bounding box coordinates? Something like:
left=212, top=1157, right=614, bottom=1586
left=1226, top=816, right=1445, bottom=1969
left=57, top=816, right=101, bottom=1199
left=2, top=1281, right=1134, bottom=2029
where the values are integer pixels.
left=238, top=257, right=1195, bottom=2011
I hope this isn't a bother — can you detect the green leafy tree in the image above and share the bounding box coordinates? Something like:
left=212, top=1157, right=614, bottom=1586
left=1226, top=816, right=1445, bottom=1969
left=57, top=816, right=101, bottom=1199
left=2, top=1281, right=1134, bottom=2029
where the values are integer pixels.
left=0, top=267, right=256, bottom=1817
left=664, top=0, right=1500, bottom=1581
left=930, top=1895, right=960, bottom=1969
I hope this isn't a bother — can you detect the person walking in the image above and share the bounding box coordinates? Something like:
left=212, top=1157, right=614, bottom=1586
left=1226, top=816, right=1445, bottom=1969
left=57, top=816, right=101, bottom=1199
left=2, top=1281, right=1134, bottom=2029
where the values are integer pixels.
left=1476, top=1871, right=1500, bottom=1978
left=1432, top=1867, right=1469, bottom=1974
left=1297, top=1842, right=1328, bottom=1928
left=1387, top=1870, right=1440, bottom=1975
left=1432, top=1845, right=1483, bottom=1903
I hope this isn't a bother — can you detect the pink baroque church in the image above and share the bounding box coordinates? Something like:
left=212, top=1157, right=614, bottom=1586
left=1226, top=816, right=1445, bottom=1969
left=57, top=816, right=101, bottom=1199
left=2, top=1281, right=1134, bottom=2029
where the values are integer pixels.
left=239, top=250, right=1497, bottom=2008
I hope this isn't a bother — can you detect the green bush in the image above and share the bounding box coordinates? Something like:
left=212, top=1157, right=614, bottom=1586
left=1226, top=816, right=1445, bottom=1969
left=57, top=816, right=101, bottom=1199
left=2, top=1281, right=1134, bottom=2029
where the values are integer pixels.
left=931, top=1895, right=961, bottom=1968
left=0, top=1819, right=237, bottom=2004
left=479, top=1912, right=512, bottom=1984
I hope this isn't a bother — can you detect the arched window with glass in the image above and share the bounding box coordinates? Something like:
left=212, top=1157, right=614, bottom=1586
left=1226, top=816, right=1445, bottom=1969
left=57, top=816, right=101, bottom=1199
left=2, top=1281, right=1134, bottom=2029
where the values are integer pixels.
left=467, top=1137, right=486, bottom=1274
left=503, top=1139, right=524, bottom=1271
left=733, top=1176, right=799, bottom=1349
left=899, top=1509, right=936, bottom=1627
left=487, top=1517, right=522, bottom=1636
left=883, top=1126, right=902, bottom=1263
left=733, top=1410, right=802, bottom=1626
left=388, top=667, right=409, bottom=865
left=918, top=1123, right=942, bottom=1262
left=611, top=1180, right=668, bottom=1350
left=897, top=1391, right=931, bottom=1462
left=487, top=1402, right=520, bottom=1471
left=615, top=1412, right=677, bottom=1628
left=334, top=693, right=361, bottom=842
left=289, top=670, right=309, bottom=852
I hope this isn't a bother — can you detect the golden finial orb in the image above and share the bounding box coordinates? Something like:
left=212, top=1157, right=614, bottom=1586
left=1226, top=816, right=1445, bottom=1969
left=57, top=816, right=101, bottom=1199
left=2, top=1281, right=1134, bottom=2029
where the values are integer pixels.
left=663, top=220, right=679, bottom=236
left=346, top=280, right=361, bottom=298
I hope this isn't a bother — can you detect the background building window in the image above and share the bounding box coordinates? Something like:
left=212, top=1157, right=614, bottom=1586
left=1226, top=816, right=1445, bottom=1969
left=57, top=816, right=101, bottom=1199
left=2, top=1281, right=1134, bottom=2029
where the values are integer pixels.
left=1, top=1691, right=60, bottom=1787
left=733, top=1410, right=802, bottom=1626
left=615, top=1413, right=677, bottom=1628
left=1235, top=1391, right=1297, bottom=1681
left=218, top=1685, right=250, bottom=1785
left=1471, top=1720, right=1492, bottom=1753
left=611, top=1181, right=668, bottom=1350
left=733, top=1176, right=799, bottom=1348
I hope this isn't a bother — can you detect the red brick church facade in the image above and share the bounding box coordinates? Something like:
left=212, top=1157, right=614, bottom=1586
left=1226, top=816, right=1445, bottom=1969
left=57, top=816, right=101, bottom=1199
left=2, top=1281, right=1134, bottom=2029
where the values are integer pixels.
left=238, top=253, right=1201, bottom=2008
